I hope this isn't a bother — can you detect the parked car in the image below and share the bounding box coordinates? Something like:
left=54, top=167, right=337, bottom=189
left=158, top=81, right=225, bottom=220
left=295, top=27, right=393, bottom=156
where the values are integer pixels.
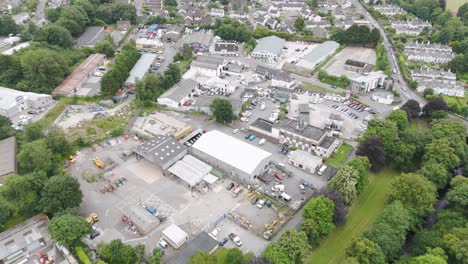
left=232, top=183, right=240, bottom=191
left=210, top=228, right=221, bottom=238
left=158, top=239, right=168, bottom=248
left=251, top=197, right=259, bottom=205
left=228, top=233, right=243, bottom=247
left=226, top=182, right=235, bottom=190
left=274, top=172, right=284, bottom=180
left=248, top=135, right=257, bottom=141
left=90, top=232, right=101, bottom=239
left=219, top=237, right=229, bottom=246
left=256, top=199, right=266, bottom=209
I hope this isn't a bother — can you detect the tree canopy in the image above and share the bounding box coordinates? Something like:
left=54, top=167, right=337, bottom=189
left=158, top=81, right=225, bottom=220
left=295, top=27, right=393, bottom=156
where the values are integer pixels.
left=48, top=213, right=92, bottom=248
left=41, top=175, right=83, bottom=215
left=210, top=98, right=234, bottom=124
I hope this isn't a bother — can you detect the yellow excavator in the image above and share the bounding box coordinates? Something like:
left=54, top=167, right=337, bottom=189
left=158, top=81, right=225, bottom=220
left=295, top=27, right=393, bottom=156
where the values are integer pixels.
left=86, top=213, right=99, bottom=224
left=93, top=158, right=105, bottom=169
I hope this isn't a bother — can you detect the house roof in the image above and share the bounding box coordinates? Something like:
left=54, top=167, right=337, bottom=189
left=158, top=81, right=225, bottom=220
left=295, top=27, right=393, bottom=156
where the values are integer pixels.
left=160, top=79, right=199, bottom=103
left=184, top=31, right=213, bottom=47
left=192, top=130, right=272, bottom=175
left=214, top=42, right=239, bottom=52
left=252, top=36, right=286, bottom=56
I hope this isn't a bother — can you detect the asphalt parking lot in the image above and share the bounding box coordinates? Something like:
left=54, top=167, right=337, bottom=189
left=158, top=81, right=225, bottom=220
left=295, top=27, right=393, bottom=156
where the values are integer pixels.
left=323, top=46, right=377, bottom=79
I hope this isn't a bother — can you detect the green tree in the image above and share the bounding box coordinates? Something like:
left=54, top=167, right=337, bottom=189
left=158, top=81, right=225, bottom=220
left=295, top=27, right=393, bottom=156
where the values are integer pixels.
left=423, top=138, right=460, bottom=170
left=407, top=247, right=448, bottom=264
left=346, top=157, right=370, bottom=194
left=18, top=48, right=69, bottom=93
left=444, top=225, right=468, bottom=264
left=41, top=175, right=83, bottom=215
left=363, top=119, right=400, bottom=161
left=294, top=16, right=305, bottom=31
left=56, top=18, right=83, bottom=37
left=18, top=139, right=52, bottom=174
left=0, top=16, right=19, bottom=36
left=447, top=181, right=468, bottom=211
left=0, top=115, right=15, bottom=140
left=0, top=54, right=23, bottom=87
left=0, top=171, right=47, bottom=215
left=225, top=248, right=246, bottom=264
left=328, top=165, right=359, bottom=205
left=210, top=98, right=234, bottom=124
left=345, top=237, right=386, bottom=264
left=262, top=243, right=291, bottom=264
left=0, top=198, right=14, bottom=225
left=300, top=219, right=322, bottom=247
left=275, top=229, right=312, bottom=262
left=40, top=24, right=74, bottom=48
left=302, top=195, right=335, bottom=237
left=46, top=126, right=72, bottom=157
left=97, top=239, right=138, bottom=264
left=356, top=136, right=387, bottom=172
left=94, top=40, right=116, bottom=58
left=189, top=251, right=216, bottom=264
left=365, top=201, right=413, bottom=261
left=400, top=99, right=421, bottom=119
left=150, top=248, right=162, bottom=264
left=388, top=173, right=437, bottom=218
left=387, top=109, right=409, bottom=131
left=418, top=162, right=450, bottom=190
left=60, top=5, right=90, bottom=29
left=48, top=213, right=92, bottom=248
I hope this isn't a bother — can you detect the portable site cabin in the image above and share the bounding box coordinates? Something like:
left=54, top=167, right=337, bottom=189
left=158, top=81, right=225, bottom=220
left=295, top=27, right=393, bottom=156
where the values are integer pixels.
left=162, top=223, right=189, bottom=249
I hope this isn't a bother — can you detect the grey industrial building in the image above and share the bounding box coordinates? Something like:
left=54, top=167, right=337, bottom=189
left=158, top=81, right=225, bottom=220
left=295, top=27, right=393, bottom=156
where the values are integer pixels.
left=0, top=136, right=17, bottom=183
left=297, top=41, right=339, bottom=70
left=125, top=53, right=157, bottom=89
left=191, top=130, right=272, bottom=183
left=135, top=135, right=188, bottom=170
left=252, top=36, right=286, bottom=61
left=124, top=205, right=160, bottom=235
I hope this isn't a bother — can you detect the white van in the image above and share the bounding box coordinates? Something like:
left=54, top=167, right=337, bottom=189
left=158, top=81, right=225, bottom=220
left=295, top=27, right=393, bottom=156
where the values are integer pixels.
left=318, top=165, right=328, bottom=176
left=232, top=186, right=244, bottom=197
left=258, top=138, right=266, bottom=145
left=280, top=193, right=291, bottom=202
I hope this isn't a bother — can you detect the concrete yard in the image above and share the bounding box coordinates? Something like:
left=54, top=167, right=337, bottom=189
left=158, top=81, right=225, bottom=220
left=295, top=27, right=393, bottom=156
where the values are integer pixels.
left=323, top=47, right=377, bottom=79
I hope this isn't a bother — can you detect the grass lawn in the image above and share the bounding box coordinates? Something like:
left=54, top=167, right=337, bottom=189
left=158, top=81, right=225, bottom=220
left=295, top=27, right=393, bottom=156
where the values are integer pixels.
left=300, top=83, right=340, bottom=94
left=410, top=118, right=429, bottom=133
left=326, top=143, right=352, bottom=167
left=442, top=95, right=467, bottom=108
left=447, top=0, right=465, bottom=14
left=306, top=168, right=397, bottom=264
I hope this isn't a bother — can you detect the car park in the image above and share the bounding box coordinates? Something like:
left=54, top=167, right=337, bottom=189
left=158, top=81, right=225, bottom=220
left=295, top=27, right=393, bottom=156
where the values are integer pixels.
left=274, top=172, right=284, bottom=180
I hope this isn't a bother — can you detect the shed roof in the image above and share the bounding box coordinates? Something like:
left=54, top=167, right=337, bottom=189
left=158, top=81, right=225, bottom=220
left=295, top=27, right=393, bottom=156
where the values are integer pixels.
left=126, top=205, right=160, bottom=233
left=192, top=130, right=272, bottom=175
left=252, top=36, right=286, bottom=56
left=0, top=137, right=16, bottom=177
left=191, top=55, right=225, bottom=70
left=160, top=79, right=199, bottom=103
left=162, top=224, right=188, bottom=244
left=135, top=135, right=187, bottom=167
left=302, top=41, right=339, bottom=63
left=125, top=53, right=157, bottom=85
left=52, top=54, right=106, bottom=96
left=289, top=150, right=322, bottom=168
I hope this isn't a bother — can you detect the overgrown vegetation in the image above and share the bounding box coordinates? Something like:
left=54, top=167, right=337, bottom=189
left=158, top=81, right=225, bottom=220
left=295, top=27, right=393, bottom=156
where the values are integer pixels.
left=317, top=70, right=351, bottom=88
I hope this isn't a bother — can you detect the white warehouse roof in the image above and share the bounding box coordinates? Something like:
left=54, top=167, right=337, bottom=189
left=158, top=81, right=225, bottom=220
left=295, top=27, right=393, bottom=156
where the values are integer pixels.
left=192, top=130, right=272, bottom=175
left=168, top=155, right=212, bottom=187
left=162, top=223, right=188, bottom=244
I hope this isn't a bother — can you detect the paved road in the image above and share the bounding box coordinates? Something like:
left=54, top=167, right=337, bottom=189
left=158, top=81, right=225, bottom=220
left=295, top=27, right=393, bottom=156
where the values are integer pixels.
left=34, top=0, right=47, bottom=25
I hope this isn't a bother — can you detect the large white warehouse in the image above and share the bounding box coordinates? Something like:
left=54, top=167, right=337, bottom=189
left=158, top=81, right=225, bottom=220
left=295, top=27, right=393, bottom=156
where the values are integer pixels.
left=191, top=130, right=272, bottom=183
left=0, top=86, right=54, bottom=118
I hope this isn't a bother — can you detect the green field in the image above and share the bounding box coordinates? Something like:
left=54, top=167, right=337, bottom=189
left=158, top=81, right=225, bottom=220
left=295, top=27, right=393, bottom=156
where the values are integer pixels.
left=300, top=83, right=340, bottom=94
left=442, top=95, right=468, bottom=108
left=326, top=143, right=353, bottom=167
left=447, top=0, right=465, bottom=14
left=306, top=168, right=397, bottom=264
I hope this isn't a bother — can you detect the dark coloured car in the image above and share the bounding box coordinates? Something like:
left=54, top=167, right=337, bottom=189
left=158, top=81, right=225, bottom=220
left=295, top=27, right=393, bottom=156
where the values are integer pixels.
left=90, top=232, right=100, bottom=239
left=219, top=237, right=229, bottom=246
left=251, top=197, right=259, bottom=205
left=226, top=182, right=235, bottom=190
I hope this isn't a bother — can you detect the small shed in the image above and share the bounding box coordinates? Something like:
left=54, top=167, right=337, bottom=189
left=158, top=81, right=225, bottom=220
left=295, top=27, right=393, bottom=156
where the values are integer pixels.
left=162, top=224, right=189, bottom=249
left=125, top=205, right=160, bottom=235
left=288, top=150, right=323, bottom=173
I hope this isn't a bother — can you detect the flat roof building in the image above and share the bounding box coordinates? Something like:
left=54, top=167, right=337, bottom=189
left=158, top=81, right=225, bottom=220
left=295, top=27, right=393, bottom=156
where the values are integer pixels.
left=0, top=214, right=76, bottom=264
left=167, top=155, right=213, bottom=187
left=125, top=53, right=157, bottom=88
left=297, top=41, right=339, bottom=70
left=252, top=36, right=286, bottom=62
left=52, top=54, right=106, bottom=96
left=288, top=150, right=323, bottom=173
left=135, top=135, right=187, bottom=170
left=0, top=137, right=17, bottom=182
left=157, top=79, right=200, bottom=108
left=191, top=130, right=272, bottom=182
left=124, top=205, right=160, bottom=235
left=75, top=27, right=108, bottom=48
left=0, top=86, right=54, bottom=118
left=162, top=224, right=189, bottom=249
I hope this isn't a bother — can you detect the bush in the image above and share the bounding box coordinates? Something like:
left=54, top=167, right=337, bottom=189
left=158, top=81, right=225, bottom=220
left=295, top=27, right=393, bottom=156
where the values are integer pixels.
left=75, top=246, right=91, bottom=264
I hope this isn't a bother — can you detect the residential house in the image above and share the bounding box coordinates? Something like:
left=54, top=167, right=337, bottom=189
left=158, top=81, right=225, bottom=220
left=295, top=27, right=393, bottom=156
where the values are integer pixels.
left=391, top=19, right=432, bottom=35
left=210, top=8, right=225, bottom=17
left=404, top=42, right=454, bottom=64
left=373, top=4, right=406, bottom=16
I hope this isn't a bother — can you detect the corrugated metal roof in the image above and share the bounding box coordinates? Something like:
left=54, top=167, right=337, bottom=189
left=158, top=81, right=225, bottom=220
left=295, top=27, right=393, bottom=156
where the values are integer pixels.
left=252, top=36, right=285, bottom=56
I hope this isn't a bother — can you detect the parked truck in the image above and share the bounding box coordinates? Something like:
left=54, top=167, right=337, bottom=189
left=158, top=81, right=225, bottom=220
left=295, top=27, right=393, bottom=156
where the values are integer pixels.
left=93, top=158, right=105, bottom=169
left=86, top=213, right=99, bottom=224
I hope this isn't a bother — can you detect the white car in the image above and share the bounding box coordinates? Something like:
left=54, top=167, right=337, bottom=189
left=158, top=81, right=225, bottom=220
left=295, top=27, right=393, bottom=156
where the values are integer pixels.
left=210, top=228, right=221, bottom=238
left=158, top=239, right=168, bottom=249
left=94, top=71, right=104, bottom=77
left=240, top=117, right=249, bottom=122
left=256, top=199, right=266, bottom=209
